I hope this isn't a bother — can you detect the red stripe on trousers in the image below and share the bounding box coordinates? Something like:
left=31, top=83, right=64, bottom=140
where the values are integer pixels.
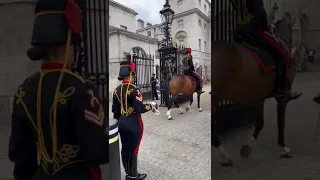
left=190, top=71, right=203, bottom=81
left=257, top=28, right=291, bottom=63
left=88, top=164, right=101, bottom=180
left=134, top=113, right=144, bottom=155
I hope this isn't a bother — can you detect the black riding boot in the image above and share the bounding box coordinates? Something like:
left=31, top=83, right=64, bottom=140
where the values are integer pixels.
left=123, top=154, right=147, bottom=180
left=197, top=81, right=205, bottom=94
left=275, top=62, right=302, bottom=101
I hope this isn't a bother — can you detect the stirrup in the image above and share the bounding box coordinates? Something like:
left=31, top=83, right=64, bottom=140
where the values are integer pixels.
left=275, top=90, right=302, bottom=102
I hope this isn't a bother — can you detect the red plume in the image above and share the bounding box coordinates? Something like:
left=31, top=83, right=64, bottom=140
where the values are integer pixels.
left=129, top=61, right=136, bottom=73
left=65, top=0, right=82, bottom=34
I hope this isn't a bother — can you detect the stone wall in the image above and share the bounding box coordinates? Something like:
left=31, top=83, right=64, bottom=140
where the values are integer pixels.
left=0, top=1, right=39, bottom=125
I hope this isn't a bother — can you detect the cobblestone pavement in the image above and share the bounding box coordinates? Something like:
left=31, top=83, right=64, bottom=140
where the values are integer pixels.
left=0, top=85, right=211, bottom=180
left=212, top=72, right=320, bottom=180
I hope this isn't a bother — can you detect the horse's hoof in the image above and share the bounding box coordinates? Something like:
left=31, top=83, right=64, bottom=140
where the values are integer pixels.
left=220, top=158, right=233, bottom=167
left=186, top=108, right=189, bottom=112
left=280, top=152, right=293, bottom=158
left=179, top=112, right=183, bottom=114
left=168, top=117, right=173, bottom=120
left=198, top=108, right=202, bottom=112
left=240, top=145, right=252, bottom=158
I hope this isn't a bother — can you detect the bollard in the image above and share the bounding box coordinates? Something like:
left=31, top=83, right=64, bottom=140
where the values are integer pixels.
left=109, top=118, right=121, bottom=180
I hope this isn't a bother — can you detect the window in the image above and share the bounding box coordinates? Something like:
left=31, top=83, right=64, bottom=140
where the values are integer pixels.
left=178, top=20, right=184, bottom=28
left=204, top=23, right=207, bottom=29
left=198, top=0, right=201, bottom=6
left=199, top=39, right=201, bottom=51
left=198, top=19, right=201, bottom=26
left=120, top=25, right=127, bottom=30
left=204, top=41, right=207, bottom=52
left=204, top=4, right=207, bottom=12
left=147, top=31, right=151, bottom=36
left=177, top=0, right=183, bottom=6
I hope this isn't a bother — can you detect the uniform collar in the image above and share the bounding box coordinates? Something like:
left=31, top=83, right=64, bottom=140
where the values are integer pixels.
left=122, top=80, right=132, bottom=85
left=41, top=62, right=70, bottom=70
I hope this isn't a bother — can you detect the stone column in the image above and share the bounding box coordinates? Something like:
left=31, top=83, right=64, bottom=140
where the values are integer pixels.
left=0, top=0, right=38, bottom=125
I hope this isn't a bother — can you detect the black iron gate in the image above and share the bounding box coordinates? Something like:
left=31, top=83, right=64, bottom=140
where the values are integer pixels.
left=158, top=44, right=189, bottom=106
left=158, top=46, right=177, bottom=107
left=131, top=53, right=155, bottom=99
left=212, top=0, right=237, bottom=41
left=73, top=0, right=109, bottom=116
left=212, top=0, right=255, bottom=135
left=176, top=46, right=187, bottom=75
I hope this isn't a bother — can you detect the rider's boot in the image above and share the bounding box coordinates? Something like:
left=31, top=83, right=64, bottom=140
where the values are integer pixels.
left=197, top=81, right=205, bottom=94
left=125, top=155, right=147, bottom=180
left=275, top=61, right=302, bottom=101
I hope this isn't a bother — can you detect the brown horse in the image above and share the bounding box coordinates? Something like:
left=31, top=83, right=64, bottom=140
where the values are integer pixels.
left=166, top=74, right=203, bottom=120
left=211, top=20, right=297, bottom=166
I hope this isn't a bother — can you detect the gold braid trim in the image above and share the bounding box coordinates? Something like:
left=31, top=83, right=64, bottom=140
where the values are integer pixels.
left=35, top=10, right=72, bottom=164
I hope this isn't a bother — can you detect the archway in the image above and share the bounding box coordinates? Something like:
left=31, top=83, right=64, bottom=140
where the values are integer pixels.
left=174, top=30, right=188, bottom=47
left=131, top=46, right=147, bottom=57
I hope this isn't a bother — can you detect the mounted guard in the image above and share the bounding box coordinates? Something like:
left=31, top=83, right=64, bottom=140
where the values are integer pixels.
left=112, top=58, right=159, bottom=180
left=183, top=48, right=205, bottom=94
left=230, top=0, right=301, bottom=100
left=8, top=0, right=109, bottom=179
left=209, top=0, right=303, bottom=167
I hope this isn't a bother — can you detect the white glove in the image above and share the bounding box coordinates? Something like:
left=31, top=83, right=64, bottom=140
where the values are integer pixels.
left=149, top=101, right=160, bottom=115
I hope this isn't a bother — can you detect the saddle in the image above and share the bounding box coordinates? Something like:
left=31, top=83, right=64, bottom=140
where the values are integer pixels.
left=185, top=75, right=197, bottom=85
left=238, top=31, right=292, bottom=73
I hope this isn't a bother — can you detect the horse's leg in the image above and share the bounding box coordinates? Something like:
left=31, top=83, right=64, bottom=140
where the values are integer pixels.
left=197, top=92, right=202, bottom=112
left=186, top=94, right=193, bottom=112
left=167, top=95, right=174, bottom=120
left=211, top=93, right=233, bottom=166
left=174, top=96, right=183, bottom=114
left=240, top=100, right=265, bottom=157
left=276, top=98, right=292, bottom=158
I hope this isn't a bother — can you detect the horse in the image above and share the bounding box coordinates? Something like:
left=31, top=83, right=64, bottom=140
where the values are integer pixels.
left=165, top=73, right=203, bottom=120
left=211, top=19, right=297, bottom=166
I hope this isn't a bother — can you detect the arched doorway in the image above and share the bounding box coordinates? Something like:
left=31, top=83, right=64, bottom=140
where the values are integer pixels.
left=174, top=30, right=187, bottom=48
left=131, top=46, right=147, bottom=57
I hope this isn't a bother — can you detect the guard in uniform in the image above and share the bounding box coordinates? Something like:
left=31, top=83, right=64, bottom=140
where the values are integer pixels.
left=112, top=60, right=158, bottom=180
left=230, top=0, right=301, bottom=100
left=183, top=48, right=205, bottom=93
left=8, top=0, right=109, bottom=180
